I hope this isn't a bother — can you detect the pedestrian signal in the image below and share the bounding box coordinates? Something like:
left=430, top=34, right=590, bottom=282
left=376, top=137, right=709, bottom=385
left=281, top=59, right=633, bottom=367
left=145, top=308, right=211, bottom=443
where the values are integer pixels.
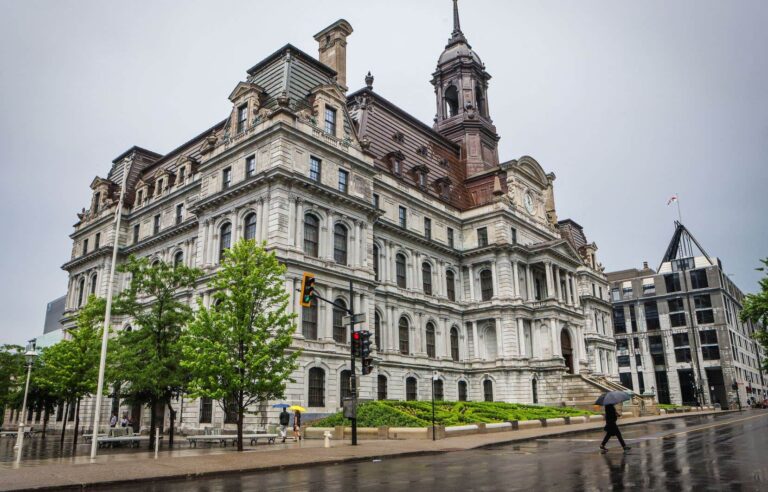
left=300, top=273, right=315, bottom=307
left=362, top=356, right=373, bottom=375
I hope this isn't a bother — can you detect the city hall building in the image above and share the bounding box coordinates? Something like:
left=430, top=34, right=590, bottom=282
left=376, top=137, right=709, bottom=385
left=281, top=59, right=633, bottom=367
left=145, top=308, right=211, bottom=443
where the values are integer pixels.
left=607, top=223, right=766, bottom=407
left=50, top=3, right=620, bottom=431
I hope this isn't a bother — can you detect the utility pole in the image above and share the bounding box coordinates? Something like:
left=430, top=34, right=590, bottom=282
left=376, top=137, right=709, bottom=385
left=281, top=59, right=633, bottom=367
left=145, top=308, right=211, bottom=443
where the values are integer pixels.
left=349, top=279, right=357, bottom=446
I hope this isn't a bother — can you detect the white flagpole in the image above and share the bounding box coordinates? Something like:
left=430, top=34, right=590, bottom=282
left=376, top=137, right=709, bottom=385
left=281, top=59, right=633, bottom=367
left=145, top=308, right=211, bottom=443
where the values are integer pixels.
left=90, top=158, right=132, bottom=460
left=676, top=194, right=682, bottom=223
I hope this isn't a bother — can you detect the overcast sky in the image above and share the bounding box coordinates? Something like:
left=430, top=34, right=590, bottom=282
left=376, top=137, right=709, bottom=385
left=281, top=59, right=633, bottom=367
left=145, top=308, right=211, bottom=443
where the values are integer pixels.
left=0, top=0, right=766, bottom=344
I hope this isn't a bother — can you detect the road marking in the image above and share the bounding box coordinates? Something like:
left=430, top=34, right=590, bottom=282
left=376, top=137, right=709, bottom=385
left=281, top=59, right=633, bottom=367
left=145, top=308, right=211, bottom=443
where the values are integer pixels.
left=662, top=413, right=768, bottom=439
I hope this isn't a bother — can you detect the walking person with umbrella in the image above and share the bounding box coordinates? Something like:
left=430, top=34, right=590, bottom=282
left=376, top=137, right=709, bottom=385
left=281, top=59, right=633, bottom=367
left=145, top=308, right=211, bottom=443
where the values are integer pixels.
left=595, top=391, right=632, bottom=453
left=272, top=403, right=290, bottom=443
left=289, top=405, right=306, bottom=442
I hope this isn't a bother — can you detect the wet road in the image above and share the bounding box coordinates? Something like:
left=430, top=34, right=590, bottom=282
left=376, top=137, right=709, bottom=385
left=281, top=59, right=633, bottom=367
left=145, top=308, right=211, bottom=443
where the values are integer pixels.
left=91, top=411, right=767, bottom=491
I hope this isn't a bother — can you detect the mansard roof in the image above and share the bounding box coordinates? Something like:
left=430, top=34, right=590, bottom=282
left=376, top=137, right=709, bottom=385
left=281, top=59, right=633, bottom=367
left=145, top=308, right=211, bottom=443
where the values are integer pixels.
left=347, top=87, right=472, bottom=209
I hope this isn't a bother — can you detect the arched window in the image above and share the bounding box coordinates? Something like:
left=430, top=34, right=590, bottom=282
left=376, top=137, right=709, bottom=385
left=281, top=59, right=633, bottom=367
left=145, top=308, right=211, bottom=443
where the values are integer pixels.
left=374, top=311, right=381, bottom=349
left=244, top=212, right=257, bottom=241
left=434, top=379, right=444, bottom=401
left=444, top=85, right=459, bottom=117
left=77, top=278, right=85, bottom=307
left=532, top=378, right=538, bottom=404
left=475, top=84, right=485, bottom=116
left=373, top=244, right=379, bottom=282
left=458, top=380, right=468, bottom=402
left=302, top=303, right=318, bottom=340
left=422, top=262, right=432, bottom=295
left=333, top=224, right=348, bottom=265
left=173, top=251, right=184, bottom=268
left=151, top=258, right=161, bottom=268
left=333, top=299, right=347, bottom=343
left=396, top=253, right=406, bottom=288
left=89, top=274, right=98, bottom=296
left=480, top=269, right=494, bottom=301
left=426, top=322, right=436, bottom=358
left=303, top=214, right=319, bottom=257
left=340, top=370, right=352, bottom=405
left=398, top=317, right=410, bottom=355
left=219, top=223, right=232, bottom=261
left=483, top=380, right=494, bottom=402
left=446, top=270, right=456, bottom=301
left=406, top=377, right=417, bottom=401
left=450, top=327, right=460, bottom=361
left=308, top=368, right=325, bottom=407
left=377, top=375, right=387, bottom=400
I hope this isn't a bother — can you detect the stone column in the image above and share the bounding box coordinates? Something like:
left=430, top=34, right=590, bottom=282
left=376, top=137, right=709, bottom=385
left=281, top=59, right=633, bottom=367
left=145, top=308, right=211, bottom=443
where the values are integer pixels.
left=350, top=221, right=358, bottom=267
left=551, top=318, right=561, bottom=357
left=468, top=265, right=475, bottom=302
left=262, top=195, right=271, bottom=242
left=295, top=199, right=304, bottom=249
left=512, top=260, right=520, bottom=298
left=564, top=272, right=572, bottom=306
left=545, top=262, right=555, bottom=299
left=491, top=260, right=499, bottom=298
left=441, top=318, right=449, bottom=358
left=526, top=264, right=534, bottom=300
left=472, top=321, right=479, bottom=360
left=323, top=289, right=334, bottom=341
left=517, top=318, right=526, bottom=357
left=389, top=305, right=398, bottom=353
left=327, top=216, right=336, bottom=262
left=554, top=267, right=562, bottom=301
left=495, top=320, right=504, bottom=359
left=414, top=252, right=422, bottom=291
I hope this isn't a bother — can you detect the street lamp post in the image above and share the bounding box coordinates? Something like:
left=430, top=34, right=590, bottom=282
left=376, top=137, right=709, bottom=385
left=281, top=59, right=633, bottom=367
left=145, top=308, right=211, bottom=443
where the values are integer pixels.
left=14, top=349, right=38, bottom=465
left=431, top=371, right=439, bottom=441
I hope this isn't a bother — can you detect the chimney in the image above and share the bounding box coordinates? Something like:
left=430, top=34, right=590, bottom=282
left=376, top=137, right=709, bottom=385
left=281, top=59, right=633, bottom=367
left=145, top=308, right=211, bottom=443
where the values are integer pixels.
left=313, top=20, right=353, bottom=90
left=642, top=261, right=649, bottom=270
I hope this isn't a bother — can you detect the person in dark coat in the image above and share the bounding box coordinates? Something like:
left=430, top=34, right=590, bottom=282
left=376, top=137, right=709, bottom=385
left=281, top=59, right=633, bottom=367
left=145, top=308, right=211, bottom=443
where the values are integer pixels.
left=600, top=404, right=631, bottom=453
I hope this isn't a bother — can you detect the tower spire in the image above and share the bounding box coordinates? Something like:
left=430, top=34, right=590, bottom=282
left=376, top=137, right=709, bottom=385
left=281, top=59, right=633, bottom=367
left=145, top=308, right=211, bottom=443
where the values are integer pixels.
left=448, top=0, right=467, bottom=46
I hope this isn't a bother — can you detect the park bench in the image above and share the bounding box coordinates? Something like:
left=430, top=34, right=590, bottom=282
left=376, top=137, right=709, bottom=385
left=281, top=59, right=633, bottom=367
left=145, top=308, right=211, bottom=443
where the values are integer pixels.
left=96, top=435, right=159, bottom=448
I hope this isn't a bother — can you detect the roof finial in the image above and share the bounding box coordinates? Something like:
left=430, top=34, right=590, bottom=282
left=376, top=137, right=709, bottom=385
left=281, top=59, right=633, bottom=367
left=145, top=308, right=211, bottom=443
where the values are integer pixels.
left=365, top=71, right=374, bottom=89
left=453, top=0, right=461, bottom=35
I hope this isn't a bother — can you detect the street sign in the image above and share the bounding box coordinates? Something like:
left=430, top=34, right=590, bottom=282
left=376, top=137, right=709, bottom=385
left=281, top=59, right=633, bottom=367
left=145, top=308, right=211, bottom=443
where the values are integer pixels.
left=342, top=313, right=366, bottom=325
left=343, top=397, right=357, bottom=419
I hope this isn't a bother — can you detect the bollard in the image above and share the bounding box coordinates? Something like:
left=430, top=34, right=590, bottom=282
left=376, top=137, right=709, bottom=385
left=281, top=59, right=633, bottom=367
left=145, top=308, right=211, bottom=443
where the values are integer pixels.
left=154, top=427, right=160, bottom=458
left=323, top=430, right=332, bottom=448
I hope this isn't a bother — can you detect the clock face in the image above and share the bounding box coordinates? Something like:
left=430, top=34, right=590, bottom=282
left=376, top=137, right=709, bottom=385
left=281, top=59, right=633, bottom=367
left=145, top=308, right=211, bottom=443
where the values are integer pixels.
left=524, top=192, right=535, bottom=214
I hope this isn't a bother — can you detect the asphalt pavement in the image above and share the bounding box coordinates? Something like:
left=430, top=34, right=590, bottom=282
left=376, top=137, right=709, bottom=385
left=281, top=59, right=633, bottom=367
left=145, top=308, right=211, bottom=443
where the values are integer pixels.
left=86, top=411, right=768, bottom=491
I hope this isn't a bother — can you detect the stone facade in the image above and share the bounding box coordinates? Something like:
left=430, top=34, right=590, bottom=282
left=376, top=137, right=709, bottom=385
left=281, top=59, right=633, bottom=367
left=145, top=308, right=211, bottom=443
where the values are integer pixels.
left=607, top=225, right=767, bottom=407
left=34, top=5, right=618, bottom=433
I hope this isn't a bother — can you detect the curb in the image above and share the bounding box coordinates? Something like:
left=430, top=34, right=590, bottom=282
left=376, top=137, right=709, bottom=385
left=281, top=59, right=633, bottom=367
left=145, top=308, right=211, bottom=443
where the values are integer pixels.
left=7, top=410, right=740, bottom=491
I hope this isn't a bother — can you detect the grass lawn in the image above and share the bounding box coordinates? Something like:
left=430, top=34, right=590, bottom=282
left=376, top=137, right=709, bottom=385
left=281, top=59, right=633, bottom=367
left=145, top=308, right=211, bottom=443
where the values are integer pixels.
left=309, top=401, right=596, bottom=428
left=658, top=403, right=683, bottom=409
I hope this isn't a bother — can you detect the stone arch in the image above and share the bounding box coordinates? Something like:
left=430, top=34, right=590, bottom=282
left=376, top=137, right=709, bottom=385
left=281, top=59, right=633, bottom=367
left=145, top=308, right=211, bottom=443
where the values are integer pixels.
left=560, top=325, right=577, bottom=374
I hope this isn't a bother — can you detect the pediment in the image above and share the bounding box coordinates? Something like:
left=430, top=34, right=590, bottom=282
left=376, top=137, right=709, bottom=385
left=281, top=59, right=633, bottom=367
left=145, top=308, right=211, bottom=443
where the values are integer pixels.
left=228, top=82, right=266, bottom=103
left=90, top=176, right=114, bottom=190
left=514, top=156, right=549, bottom=189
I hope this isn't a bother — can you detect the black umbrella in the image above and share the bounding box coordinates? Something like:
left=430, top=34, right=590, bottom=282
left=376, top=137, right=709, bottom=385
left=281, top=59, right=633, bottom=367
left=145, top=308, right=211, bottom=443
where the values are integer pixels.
left=595, top=391, right=631, bottom=406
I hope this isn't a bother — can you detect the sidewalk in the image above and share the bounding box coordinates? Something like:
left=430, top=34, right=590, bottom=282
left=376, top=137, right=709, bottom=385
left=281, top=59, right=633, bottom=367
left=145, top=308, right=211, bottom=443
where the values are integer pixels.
left=0, top=410, right=731, bottom=491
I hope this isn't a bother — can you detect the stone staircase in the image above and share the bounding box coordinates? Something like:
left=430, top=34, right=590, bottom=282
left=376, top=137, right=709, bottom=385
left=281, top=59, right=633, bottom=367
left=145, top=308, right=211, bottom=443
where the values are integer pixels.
left=561, top=374, right=640, bottom=411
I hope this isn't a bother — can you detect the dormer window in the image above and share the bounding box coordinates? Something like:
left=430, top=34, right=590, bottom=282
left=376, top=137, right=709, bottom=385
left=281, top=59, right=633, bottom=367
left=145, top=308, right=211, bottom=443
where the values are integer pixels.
left=156, top=179, right=164, bottom=196
left=324, top=106, right=337, bottom=135
left=237, top=104, right=248, bottom=134
left=93, top=192, right=100, bottom=213
left=434, top=177, right=452, bottom=200
left=388, top=151, right=405, bottom=177
left=136, top=189, right=144, bottom=205
left=178, top=166, right=186, bottom=184
left=418, top=172, right=427, bottom=188
left=412, top=164, right=429, bottom=189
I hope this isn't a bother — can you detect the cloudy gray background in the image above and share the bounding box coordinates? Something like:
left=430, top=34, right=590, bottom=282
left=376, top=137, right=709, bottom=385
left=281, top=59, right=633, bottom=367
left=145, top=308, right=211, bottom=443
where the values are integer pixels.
left=0, top=0, right=766, bottom=344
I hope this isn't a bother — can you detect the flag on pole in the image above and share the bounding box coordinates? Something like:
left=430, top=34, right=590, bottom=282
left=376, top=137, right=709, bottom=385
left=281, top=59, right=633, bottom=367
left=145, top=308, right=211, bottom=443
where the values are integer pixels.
left=667, top=194, right=678, bottom=206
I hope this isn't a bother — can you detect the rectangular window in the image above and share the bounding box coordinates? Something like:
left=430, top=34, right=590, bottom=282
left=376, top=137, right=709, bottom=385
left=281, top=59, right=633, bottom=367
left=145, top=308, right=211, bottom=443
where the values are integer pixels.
left=245, top=155, right=255, bottom=178
left=153, top=215, right=161, bottom=234
left=636, top=354, right=642, bottom=368
left=222, top=167, right=232, bottom=190
left=237, top=104, right=248, bottom=133
left=629, top=305, right=637, bottom=332
left=373, top=193, right=380, bottom=209
left=664, top=273, right=681, bottom=293
left=136, top=189, right=143, bottom=205
left=644, top=301, right=660, bottom=330
left=133, top=224, right=140, bottom=244
left=178, top=166, right=185, bottom=183
left=649, top=335, right=665, bottom=366
left=324, top=106, right=337, bottom=135
left=690, top=269, right=708, bottom=289
left=668, top=298, right=687, bottom=327
left=611, top=288, right=621, bottom=302
left=618, top=355, right=630, bottom=367
left=643, top=282, right=656, bottom=296
left=199, top=398, right=212, bottom=423
left=477, top=227, right=488, bottom=247
left=176, top=203, right=184, bottom=225
left=613, top=307, right=626, bottom=333
left=447, top=227, right=454, bottom=248
left=510, top=227, right=517, bottom=244
left=673, top=333, right=691, bottom=363
left=694, top=294, right=714, bottom=324
left=309, top=156, right=321, bottom=182
left=424, top=218, right=431, bottom=240
left=338, top=169, right=349, bottom=193
left=398, top=206, right=407, bottom=228
left=82, top=239, right=88, bottom=256
left=94, top=233, right=100, bottom=250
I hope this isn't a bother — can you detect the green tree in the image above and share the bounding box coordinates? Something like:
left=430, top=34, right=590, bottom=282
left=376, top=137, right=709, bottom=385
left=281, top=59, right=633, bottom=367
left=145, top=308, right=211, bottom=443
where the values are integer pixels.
left=182, top=240, right=299, bottom=451
left=0, top=344, right=25, bottom=428
left=110, top=256, right=201, bottom=448
left=740, top=258, right=768, bottom=371
left=34, top=296, right=104, bottom=449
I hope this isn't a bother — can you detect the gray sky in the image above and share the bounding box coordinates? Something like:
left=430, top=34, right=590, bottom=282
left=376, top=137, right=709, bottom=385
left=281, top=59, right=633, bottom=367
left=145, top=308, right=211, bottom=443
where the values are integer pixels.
left=1, top=0, right=766, bottom=344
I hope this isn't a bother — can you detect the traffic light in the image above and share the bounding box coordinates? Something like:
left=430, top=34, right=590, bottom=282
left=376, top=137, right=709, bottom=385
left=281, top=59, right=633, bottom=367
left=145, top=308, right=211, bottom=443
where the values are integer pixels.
left=300, top=273, right=315, bottom=307
left=360, top=330, right=372, bottom=358
left=362, top=356, right=374, bottom=375
left=351, top=330, right=361, bottom=357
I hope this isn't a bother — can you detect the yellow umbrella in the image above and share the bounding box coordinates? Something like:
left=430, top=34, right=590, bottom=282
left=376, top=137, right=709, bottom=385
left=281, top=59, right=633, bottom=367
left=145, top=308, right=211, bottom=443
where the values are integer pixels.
left=289, top=405, right=307, bottom=412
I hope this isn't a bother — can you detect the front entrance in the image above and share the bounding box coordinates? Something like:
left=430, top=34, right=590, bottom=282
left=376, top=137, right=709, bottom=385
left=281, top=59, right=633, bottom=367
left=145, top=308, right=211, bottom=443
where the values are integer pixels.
left=706, top=368, right=727, bottom=408
left=561, top=329, right=574, bottom=374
